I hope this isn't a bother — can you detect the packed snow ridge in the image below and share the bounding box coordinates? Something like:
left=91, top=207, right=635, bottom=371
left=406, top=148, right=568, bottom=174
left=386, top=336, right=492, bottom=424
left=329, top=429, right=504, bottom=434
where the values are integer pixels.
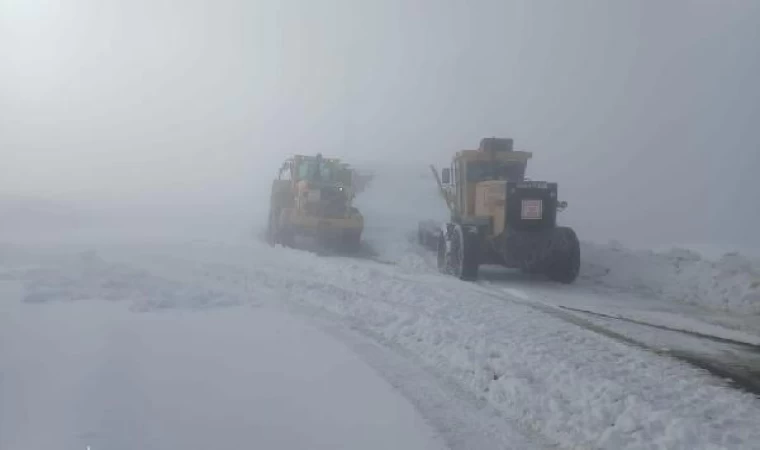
left=579, top=241, right=760, bottom=315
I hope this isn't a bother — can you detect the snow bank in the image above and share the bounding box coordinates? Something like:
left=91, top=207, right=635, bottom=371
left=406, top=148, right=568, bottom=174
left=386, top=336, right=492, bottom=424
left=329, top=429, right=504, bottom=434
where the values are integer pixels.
left=580, top=241, right=760, bottom=315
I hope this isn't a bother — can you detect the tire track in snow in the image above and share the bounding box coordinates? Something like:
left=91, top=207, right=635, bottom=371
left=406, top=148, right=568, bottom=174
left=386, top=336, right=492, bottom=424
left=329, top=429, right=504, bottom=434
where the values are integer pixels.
left=556, top=305, right=760, bottom=349
left=474, top=283, right=760, bottom=397
left=553, top=308, right=760, bottom=397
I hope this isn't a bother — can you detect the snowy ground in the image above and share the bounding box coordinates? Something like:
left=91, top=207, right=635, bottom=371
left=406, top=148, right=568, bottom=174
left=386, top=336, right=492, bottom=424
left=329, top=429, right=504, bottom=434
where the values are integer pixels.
left=578, top=242, right=760, bottom=318
left=2, top=165, right=760, bottom=449
left=2, top=237, right=760, bottom=449
left=0, top=282, right=452, bottom=450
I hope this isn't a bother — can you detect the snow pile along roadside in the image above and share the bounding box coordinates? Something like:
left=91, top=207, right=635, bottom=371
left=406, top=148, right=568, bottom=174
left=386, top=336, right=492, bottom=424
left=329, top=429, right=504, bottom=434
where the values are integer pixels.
left=580, top=241, right=760, bottom=315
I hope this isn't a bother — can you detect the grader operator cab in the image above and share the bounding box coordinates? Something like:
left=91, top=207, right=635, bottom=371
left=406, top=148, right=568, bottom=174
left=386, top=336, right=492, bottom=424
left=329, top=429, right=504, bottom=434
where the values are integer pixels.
left=418, top=137, right=580, bottom=283
left=267, top=154, right=364, bottom=251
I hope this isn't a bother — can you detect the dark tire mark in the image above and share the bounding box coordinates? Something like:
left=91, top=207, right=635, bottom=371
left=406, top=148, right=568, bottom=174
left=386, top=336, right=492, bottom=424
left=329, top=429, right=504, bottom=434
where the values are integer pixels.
left=668, top=350, right=760, bottom=397
left=556, top=305, right=760, bottom=350
left=472, top=285, right=760, bottom=397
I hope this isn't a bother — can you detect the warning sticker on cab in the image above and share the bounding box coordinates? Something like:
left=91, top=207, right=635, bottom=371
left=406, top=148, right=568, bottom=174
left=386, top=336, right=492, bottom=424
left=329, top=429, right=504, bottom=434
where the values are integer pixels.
left=521, top=199, right=543, bottom=220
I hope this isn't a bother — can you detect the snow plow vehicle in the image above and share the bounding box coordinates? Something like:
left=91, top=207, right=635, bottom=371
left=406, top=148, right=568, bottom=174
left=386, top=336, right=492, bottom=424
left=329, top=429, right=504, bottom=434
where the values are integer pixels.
left=267, top=153, right=364, bottom=252
left=418, top=137, right=580, bottom=283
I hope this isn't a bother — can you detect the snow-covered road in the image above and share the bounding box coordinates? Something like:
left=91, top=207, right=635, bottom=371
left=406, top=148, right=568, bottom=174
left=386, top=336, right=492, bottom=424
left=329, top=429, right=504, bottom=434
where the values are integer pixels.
left=0, top=284, right=450, bottom=450
left=3, top=237, right=760, bottom=449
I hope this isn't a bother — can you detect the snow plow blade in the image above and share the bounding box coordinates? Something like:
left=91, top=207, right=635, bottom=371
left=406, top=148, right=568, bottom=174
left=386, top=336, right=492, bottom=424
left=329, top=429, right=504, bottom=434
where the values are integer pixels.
left=417, top=220, right=441, bottom=251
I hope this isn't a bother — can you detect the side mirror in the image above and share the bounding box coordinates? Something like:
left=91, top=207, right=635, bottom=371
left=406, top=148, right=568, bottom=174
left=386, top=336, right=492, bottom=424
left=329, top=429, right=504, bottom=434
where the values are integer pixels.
left=441, top=168, right=451, bottom=184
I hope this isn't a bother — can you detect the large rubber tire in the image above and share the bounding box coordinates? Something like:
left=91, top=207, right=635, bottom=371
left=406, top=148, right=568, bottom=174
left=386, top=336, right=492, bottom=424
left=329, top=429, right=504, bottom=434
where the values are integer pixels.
left=419, top=226, right=433, bottom=249
left=266, top=207, right=295, bottom=248
left=278, top=228, right=294, bottom=248
left=437, top=234, right=448, bottom=273
left=437, top=224, right=480, bottom=281
left=266, top=209, right=278, bottom=246
left=545, top=227, right=581, bottom=284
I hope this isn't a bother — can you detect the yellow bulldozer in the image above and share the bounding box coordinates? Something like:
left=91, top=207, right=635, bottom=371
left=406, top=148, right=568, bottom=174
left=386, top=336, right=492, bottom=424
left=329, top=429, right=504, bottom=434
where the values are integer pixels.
left=418, top=137, right=580, bottom=283
left=267, top=153, right=364, bottom=252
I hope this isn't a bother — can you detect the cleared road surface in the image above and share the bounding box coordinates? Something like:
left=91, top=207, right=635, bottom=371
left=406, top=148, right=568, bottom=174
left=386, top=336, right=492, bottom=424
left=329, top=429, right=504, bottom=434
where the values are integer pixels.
left=0, top=290, right=447, bottom=450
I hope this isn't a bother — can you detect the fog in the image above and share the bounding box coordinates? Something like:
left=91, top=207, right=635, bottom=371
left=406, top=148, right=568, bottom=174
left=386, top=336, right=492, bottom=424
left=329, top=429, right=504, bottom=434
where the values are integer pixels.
left=1, top=0, right=759, bottom=249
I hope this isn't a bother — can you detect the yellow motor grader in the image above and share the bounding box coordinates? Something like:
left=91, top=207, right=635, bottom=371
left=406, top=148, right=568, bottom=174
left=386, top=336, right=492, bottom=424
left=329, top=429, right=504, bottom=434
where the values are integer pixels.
left=267, top=154, right=364, bottom=251
left=418, top=137, right=580, bottom=283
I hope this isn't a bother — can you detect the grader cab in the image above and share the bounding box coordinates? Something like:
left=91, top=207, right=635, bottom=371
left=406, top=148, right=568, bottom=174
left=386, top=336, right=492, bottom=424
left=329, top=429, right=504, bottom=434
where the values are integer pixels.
left=418, top=137, right=580, bottom=283
left=267, top=154, right=364, bottom=251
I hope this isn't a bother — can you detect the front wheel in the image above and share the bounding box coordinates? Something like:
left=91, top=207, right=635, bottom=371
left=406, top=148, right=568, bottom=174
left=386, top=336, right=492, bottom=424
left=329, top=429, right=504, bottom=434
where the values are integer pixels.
left=437, top=224, right=480, bottom=281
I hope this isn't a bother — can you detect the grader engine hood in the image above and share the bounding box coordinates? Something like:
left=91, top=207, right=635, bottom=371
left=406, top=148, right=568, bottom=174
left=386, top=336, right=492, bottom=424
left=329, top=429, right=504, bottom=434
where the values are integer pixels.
left=474, top=180, right=559, bottom=236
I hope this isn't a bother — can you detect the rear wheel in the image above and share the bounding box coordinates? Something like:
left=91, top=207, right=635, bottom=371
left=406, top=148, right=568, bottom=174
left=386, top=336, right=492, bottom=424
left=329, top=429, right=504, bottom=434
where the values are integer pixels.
left=279, top=228, right=295, bottom=248
left=545, top=227, right=580, bottom=283
left=266, top=209, right=278, bottom=246
left=267, top=207, right=295, bottom=248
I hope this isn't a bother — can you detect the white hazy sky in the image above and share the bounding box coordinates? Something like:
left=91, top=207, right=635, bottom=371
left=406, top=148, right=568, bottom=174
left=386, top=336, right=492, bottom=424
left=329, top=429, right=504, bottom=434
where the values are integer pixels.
left=1, top=0, right=759, bottom=248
